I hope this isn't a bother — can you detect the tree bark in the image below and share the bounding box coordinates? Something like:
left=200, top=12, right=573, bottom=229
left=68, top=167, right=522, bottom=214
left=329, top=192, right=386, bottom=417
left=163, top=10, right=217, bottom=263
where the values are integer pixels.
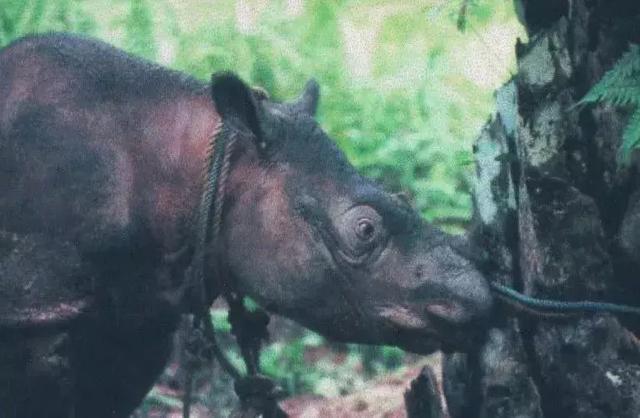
left=409, top=1, right=640, bottom=417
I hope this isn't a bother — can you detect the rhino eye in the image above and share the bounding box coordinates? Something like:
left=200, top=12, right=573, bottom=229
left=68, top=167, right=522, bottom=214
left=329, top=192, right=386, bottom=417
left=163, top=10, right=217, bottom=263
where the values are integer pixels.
left=337, top=206, right=385, bottom=258
left=355, top=218, right=376, bottom=241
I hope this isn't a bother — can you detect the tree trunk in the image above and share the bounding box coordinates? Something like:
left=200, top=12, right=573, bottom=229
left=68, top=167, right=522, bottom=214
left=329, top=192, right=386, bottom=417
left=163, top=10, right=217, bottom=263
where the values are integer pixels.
left=408, top=1, right=640, bottom=417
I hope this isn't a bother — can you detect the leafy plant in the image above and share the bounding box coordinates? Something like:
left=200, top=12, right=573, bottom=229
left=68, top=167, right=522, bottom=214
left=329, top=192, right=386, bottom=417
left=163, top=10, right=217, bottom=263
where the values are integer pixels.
left=0, top=0, right=96, bottom=46
left=581, top=44, right=640, bottom=163
left=1, top=0, right=520, bottom=231
left=123, top=0, right=156, bottom=60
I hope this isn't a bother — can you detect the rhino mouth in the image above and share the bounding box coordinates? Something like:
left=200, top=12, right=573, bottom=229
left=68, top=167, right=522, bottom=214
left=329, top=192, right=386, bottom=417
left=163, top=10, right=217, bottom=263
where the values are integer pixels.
left=377, top=302, right=484, bottom=354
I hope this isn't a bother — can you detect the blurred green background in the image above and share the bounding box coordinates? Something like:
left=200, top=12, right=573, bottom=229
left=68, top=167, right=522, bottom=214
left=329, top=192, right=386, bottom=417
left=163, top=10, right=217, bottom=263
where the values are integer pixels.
left=1, top=0, right=522, bottom=230
left=1, top=0, right=522, bottom=414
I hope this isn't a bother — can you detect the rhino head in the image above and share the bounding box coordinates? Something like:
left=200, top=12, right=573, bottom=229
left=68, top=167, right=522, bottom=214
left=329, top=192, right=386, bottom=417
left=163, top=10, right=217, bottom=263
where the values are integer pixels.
left=210, top=73, right=492, bottom=353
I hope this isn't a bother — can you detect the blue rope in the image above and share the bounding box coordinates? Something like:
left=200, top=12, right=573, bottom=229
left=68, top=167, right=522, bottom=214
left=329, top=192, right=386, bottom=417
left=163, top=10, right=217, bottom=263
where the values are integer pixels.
left=490, top=282, right=640, bottom=316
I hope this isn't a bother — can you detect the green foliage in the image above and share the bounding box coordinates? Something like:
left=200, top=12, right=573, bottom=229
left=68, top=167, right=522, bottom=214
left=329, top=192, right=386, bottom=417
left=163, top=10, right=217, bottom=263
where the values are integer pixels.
left=0, top=0, right=96, bottom=45
left=242, top=296, right=260, bottom=312
left=621, top=110, right=640, bottom=159
left=123, top=0, right=156, bottom=59
left=581, top=44, right=640, bottom=163
left=139, top=389, right=182, bottom=411
left=456, top=0, right=495, bottom=31
left=259, top=333, right=407, bottom=396
left=0, top=0, right=519, bottom=230
left=208, top=310, right=404, bottom=397
left=260, top=333, right=318, bottom=394
left=210, top=309, right=232, bottom=333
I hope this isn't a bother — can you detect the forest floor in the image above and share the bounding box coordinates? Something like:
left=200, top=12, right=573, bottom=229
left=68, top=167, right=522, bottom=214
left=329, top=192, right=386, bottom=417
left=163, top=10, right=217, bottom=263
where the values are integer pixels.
left=134, top=311, right=435, bottom=417
left=140, top=363, right=428, bottom=418
left=280, top=364, right=427, bottom=418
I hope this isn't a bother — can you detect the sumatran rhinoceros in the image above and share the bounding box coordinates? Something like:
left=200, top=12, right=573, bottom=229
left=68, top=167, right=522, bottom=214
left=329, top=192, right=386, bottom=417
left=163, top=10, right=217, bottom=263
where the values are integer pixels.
left=0, top=33, right=492, bottom=417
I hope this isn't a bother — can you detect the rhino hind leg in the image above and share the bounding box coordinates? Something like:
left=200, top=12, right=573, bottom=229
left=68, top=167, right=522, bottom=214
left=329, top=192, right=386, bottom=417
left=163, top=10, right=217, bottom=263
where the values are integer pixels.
left=0, top=232, right=82, bottom=417
left=0, top=322, right=175, bottom=418
left=0, top=232, right=175, bottom=417
left=0, top=330, right=76, bottom=418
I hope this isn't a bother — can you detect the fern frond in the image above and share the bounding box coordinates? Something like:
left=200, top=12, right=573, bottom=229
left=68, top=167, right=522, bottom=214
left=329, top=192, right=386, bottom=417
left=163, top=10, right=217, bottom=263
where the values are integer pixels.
left=581, top=44, right=640, bottom=165
left=619, top=109, right=640, bottom=163
left=614, top=44, right=640, bottom=78
left=589, top=85, right=640, bottom=106
left=580, top=44, right=640, bottom=105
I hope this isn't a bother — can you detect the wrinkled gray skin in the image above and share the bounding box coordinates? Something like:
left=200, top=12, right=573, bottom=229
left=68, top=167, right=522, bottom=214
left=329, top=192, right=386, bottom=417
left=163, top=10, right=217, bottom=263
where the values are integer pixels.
left=0, top=34, right=492, bottom=417
left=219, top=79, right=494, bottom=354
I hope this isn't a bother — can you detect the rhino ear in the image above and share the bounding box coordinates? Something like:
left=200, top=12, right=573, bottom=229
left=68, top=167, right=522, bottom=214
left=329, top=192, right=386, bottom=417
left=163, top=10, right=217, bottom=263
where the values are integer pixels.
left=211, top=72, right=262, bottom=139
left=290, top=79, right=320, bottom=117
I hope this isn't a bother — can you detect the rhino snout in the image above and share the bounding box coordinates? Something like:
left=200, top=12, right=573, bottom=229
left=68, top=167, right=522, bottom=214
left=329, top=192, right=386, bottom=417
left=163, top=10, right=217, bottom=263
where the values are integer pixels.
left=413, top=246, right=493, bottom=350
left=425, top=271, right=492, bottom=323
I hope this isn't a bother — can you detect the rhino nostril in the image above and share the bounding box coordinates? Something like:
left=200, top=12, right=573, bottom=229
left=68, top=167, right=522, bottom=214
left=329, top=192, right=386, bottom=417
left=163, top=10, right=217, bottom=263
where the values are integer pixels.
left=425, top=302, right=470, bottom=325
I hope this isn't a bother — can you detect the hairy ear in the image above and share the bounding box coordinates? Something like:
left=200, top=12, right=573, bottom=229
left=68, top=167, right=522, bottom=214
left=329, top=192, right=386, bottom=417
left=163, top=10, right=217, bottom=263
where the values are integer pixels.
left=211, top=72, right=262, bottom=139
left=290, top=79, right=320, bottom=117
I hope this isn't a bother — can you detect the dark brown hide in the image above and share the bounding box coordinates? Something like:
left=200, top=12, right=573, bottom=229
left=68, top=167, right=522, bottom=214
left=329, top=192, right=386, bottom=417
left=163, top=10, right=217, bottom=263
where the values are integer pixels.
left=0, top=34, right=217, bottom=417
left=0, top=33, right=492, bottom=417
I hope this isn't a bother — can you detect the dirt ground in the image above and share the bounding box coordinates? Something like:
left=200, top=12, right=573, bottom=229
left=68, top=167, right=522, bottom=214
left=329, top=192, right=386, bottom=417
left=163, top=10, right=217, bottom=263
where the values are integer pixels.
left=280, top=365, right=425, bottom=418
left=141, top=364, right=428, bottom=418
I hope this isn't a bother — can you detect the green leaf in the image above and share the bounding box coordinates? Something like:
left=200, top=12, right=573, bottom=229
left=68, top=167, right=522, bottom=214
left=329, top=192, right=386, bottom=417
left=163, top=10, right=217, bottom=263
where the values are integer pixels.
left=124, top=0, right=156, bottom=59
left=584, top=85, right=640, bottom=107
left=581, top=44, right=640, bottom=104
left=210, top=309, right=231, bottom=333
left=243, top=296, right=260, bottom=312
left=619, top=109, right=640, bottom=164
left=581, top=44, right=640, bottom=162
left=24, top=0, right=47, bottom=33
left=144, top=389, right=182, bottom=409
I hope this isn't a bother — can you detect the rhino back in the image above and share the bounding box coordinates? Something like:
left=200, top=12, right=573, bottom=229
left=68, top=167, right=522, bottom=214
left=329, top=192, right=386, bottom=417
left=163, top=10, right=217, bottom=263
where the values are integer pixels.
left=0, top=33, right=209, bottom=254
left=0, top=35, right=213, bottom=417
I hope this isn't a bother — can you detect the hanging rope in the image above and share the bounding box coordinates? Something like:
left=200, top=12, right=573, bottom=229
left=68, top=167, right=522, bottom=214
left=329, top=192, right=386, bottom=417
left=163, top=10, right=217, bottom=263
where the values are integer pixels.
left=182, top=123, right=285, bottom=418
left=490, top=282, right=640, bottom=317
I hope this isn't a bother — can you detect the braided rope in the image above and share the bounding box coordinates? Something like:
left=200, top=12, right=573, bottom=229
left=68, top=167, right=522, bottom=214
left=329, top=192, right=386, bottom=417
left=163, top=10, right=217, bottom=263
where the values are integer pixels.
left=490, top=282, right=640, bottom=316
left=212, top=132, right=237, bottom=240
left=188, top=120, right=222, bottom=311
left=184, top=121, right=232, bottom=418
left=183, top=124, right=283, bottom=417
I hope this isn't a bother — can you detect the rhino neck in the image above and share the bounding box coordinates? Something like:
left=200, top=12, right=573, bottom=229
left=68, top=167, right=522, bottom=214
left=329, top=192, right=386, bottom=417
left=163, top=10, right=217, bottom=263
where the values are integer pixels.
left=140, top=93, right=224, bottom=258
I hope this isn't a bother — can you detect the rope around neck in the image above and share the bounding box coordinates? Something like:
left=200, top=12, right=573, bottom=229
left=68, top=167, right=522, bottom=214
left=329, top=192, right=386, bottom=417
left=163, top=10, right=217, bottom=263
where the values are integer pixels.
left=183, top=123, right=284, bottom=418
left=182, top=122, right=232, bottom=418
left=490, top=282, right=640, bottom=316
